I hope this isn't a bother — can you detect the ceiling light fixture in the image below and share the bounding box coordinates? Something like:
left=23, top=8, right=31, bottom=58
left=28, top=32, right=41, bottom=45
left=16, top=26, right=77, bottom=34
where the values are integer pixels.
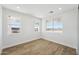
left=59, top=8, right=62, bottom=10
left=49, top=11, right=54, bottom=13
left=17, top=6, right=20, bottom=9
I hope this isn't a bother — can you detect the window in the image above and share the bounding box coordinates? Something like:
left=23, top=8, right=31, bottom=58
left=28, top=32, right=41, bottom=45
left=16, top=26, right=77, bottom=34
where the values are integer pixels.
left=46, top=20, right=53, bottom=31
left=46, top=17, right=63, bottom=33
left=34, top=22, right=39, bottom=32
left=8, top=16, right=21, bottom=34
left=53, top=20, right=63, bottom=32
left=34, top=20, right=40, bottom=32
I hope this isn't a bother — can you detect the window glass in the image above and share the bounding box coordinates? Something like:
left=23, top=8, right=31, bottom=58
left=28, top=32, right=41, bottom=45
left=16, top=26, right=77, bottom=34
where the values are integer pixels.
left=8, top=16, right=21, bottom=34
left=46, top=17, right=63, bottom=33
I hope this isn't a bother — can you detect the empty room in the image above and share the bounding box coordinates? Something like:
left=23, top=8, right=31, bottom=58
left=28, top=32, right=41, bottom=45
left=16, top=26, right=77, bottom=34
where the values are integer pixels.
left=0, top=4, right=79, bottom=55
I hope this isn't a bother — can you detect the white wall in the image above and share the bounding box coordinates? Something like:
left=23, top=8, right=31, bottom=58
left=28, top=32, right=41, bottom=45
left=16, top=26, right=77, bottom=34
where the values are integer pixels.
left=77, top=7, right=79, bottom=54
left=2, top=6, right=78, bottom=50
left=42, top=8, right=78, bottom=49
left=2, top=8, right=41, bottom=49
left=0, top=6, right=2, bottom=54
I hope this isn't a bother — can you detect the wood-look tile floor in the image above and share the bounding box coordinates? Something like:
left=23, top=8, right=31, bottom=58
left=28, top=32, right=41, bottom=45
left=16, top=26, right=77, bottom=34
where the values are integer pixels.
left=2, top=39, right=76, bottom=55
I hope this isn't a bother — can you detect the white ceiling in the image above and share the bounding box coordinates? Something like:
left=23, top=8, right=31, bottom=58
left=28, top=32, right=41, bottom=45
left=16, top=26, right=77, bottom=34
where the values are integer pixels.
left=1, top=4, right=78, bottom=18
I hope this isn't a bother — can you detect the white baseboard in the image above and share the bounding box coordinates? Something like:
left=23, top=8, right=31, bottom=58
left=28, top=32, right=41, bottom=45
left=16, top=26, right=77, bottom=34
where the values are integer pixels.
left=42, top=37, right=77, bottom=49
left=2, top=38, right=39, bottom=49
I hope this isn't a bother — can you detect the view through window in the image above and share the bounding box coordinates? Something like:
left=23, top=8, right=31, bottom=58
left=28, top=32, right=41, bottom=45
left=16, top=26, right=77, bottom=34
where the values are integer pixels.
left=46, top=17, right=63, bottom=33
